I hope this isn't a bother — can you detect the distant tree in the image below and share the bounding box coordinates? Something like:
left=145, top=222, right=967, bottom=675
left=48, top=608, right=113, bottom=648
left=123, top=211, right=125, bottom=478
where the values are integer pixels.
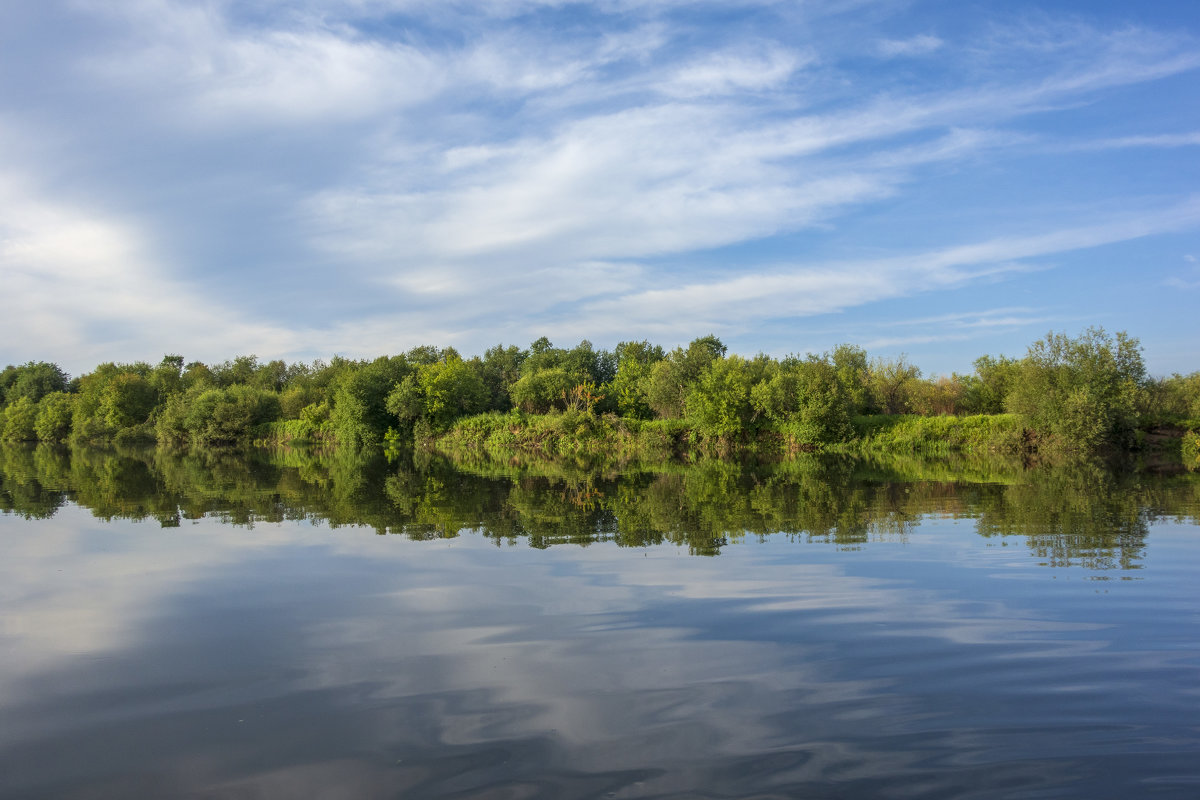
left=1007, top=328, right=1146, bottom=452
left=685, top=355, right=770, bottom=438
left=509, top=367, right=574, bottom=414
left=329, top=356, right=411, bottom=448
left=610, top=340, right=665, bottom=419
left=751, top=357, right=852, bottom=443
left=34, top=392, right=75, bottom=441
left=1, top=361, right=69, bottom=406
left=829, top=344, right=871, bottom=415
left=386, top=357, right=488, bottom=433
left=961, top=354, right=1019, bottom=415
left=1, top=396, right=38, bottom=441
left=479, top=344, right=528, bottom=410
left=101, top=373, right=158, bottom=430
left=868, top=355, right=921, bottom=415
left=184, top=385, right=282, bottom=446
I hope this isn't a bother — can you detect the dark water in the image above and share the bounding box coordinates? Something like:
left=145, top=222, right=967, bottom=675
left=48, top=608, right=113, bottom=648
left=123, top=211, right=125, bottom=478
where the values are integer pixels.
left=2, top=446, right=1199, bottom=798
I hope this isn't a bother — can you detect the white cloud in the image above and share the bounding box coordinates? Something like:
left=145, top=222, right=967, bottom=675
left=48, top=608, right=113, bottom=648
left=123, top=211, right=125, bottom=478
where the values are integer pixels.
left=658, top=46, right=811, bottom=97
left=559, top=198, right=1200, bottom=339
left=876, top=34, right=943, bottom=58
left=1076, top=131, right=1200, bottom=150
left=0, top=169, right=303, bottom=373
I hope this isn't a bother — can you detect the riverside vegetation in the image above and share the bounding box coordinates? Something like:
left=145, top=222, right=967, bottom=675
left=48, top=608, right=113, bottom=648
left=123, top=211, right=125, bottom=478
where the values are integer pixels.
left=1, top=328, right=1198, bottom=466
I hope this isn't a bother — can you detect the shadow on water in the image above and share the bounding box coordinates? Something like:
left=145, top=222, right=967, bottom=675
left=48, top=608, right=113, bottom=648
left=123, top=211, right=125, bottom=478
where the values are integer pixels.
left=2, top=443, right=1198, bottom=565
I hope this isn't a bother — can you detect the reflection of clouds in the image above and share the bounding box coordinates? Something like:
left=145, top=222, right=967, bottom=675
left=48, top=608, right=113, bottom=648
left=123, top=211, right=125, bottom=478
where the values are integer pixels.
left=1, top=508, right=1198, bottom=797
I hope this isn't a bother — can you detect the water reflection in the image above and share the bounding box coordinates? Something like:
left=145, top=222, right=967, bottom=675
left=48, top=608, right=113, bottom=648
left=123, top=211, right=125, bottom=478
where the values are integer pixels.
left=2, top=444, right=1198, bottom=566
left=2, top=446, right=1200, bottom=797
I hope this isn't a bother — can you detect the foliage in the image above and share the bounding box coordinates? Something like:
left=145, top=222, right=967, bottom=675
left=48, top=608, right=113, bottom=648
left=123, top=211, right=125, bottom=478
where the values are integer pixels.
left=0, top=361, right=69, bottom=407
left=2, top=396, right=38, bottom=441
left=868, top=355, right=921, bottom=415
left=829, top=344, right=871, bottom=415
left=386, top=357, right=489, bottom=434
left=685, top=355, right=769, bottom=439
left=509, top=367, right=574, bottom=414
left=961, top=355, right=1020, bottom=415
left=751, top=357, right=852, bottom=444
left=34, top=392, right=75, bottom=442
left=183, top=385, right=282, bottom=446
left=0, top=328, right=1186, bottom=461
left=1006, top=327, right=1145, bottom=453
left=609, top=340, right=665, bottom=419
left=329, top=356, right=411, bottom=448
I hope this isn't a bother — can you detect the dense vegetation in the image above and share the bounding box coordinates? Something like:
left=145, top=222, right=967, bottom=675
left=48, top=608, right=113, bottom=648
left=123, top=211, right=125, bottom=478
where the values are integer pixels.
left=1, top=328, right=1196, bottom=460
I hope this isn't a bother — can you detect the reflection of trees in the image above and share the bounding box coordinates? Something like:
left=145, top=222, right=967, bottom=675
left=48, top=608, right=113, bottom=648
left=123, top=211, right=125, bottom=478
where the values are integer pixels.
left=974, top=460, right=1163, bottom=570
left=2, top=444, right=1198, bottom=567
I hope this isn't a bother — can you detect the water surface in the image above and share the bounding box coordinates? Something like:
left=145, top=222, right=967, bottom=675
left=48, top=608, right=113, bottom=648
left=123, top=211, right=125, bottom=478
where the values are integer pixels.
left=2, top=446, right=1199, bottom=798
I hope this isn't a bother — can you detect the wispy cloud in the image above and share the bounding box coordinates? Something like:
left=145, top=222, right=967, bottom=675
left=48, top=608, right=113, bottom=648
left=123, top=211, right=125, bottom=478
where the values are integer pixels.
left=1073, top=131, right=1200, bottom=150
left=876, top=34, right=943, bottom=58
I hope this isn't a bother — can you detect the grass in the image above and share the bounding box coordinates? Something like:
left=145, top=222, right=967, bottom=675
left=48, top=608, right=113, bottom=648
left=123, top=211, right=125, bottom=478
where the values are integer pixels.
left=840, top=414, right=1028, bottom=455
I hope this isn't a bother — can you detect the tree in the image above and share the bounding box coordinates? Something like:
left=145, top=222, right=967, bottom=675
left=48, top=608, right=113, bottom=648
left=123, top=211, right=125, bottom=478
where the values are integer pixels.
left=1007, top=328, right=1146, bottom=452
left=610, top=340, right=665, bottom=419
left=509, top=367, right=574, bottom=414
left=868, top=355, right=921, bottom=415
left=961, top=354, right=1019, bottom=415
left=751, top=357, right=852, bottom=443
left=101, top=373, right=158, bottom=430
left=329, top=356, right=412, bottom=448
left=34, top=393, right=75, bottom=441
left=184, top=385, right=282, bottom=446
left=685, top=355, right=770, bottom=439
left=1, top=396, right=38, bottom=441
left=386, top=357, right=488, bottom=433
left=479, top=344, right=527, bottom=411
left=1, top=362, right=69, bottom=406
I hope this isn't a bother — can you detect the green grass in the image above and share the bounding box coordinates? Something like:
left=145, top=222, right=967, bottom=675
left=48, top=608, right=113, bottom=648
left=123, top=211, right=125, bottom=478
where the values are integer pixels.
left=841, top=414, right=1027, bottom=454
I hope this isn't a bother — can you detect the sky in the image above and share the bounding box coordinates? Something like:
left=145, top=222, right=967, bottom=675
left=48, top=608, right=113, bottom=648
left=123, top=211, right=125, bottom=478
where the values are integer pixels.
left=2, top=0, right=1198, bottom=378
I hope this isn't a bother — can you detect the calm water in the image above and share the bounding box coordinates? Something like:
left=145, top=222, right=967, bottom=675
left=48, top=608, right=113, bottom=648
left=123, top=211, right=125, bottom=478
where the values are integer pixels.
left=2, top=445, right=1199, bottom=799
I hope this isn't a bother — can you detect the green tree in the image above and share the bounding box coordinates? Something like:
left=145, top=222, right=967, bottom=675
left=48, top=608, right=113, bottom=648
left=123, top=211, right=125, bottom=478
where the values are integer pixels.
left=184, top=385, right=282, bottom=446
left=479, top=344, right=528, bottom=411
left=1007, top=328, right=1146, bottom=452
left=101, top=373, right=158, bottom=430
left=961, top=354, right=1019, bottom=415
left=868, top=355, right=921, bottom=415
left=685, top=355, right=769, bottom=439
left=2, top=396, right=38, bottom=441
left=1, top=361, right=68, bottom=406
left=329, top=356, right=412, bottom=448
left=610, top=340, right=665, bottom=419
left=387, top=357, right=488, bottom=433
left=751, top=357, right=852, bottom=443
left=34, top=392, right=75, bottom=441
left=509, top=367, right=574, bottom=414
left=829, top=344, right=871, bottom=414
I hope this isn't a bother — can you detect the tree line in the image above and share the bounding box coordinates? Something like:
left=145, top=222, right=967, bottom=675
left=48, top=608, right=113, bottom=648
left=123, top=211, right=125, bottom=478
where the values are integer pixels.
left=0, top=328, right=1197, bottom=455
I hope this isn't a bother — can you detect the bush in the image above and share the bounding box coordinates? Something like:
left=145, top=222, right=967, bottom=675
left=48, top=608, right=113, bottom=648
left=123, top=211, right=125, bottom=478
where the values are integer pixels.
left=34, top=392, right=75, bottom=442
left=1006, top=328, right=1145, bottom=453
left=1, top=396, right=38, bottom=441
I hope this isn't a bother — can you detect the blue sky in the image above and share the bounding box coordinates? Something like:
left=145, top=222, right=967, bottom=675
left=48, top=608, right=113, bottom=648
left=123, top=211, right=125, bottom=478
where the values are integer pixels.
left=2, top=0, right=1198, bottom=377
